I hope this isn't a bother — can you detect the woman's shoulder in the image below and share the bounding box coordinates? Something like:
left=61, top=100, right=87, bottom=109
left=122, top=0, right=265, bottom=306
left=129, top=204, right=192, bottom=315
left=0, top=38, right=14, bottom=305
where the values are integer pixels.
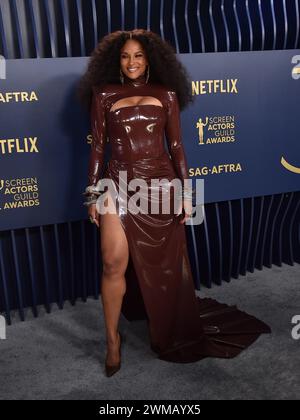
left=153, top=84, right=178, bottom=105
left=92, top=83, right=119, bottom=95
left=91, top=83, right=122, bottom=107
left=144, top=83, right=177, bottom=106
left=153, top=84, right=178, bottom=106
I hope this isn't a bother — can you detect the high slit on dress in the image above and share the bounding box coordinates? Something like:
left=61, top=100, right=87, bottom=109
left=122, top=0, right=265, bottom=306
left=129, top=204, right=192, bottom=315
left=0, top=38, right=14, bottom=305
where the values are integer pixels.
left=86, top=73, right=271, bottom=363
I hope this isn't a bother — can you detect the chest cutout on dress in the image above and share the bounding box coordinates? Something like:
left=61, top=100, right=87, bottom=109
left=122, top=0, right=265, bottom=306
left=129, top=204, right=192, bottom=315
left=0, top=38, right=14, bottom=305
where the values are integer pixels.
left=109, top=96, right=163, bottom=113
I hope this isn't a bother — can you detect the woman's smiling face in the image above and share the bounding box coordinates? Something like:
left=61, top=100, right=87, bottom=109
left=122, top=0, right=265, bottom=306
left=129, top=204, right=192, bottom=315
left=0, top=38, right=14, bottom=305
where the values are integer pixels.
left=120, top=39, right=148, bottom=80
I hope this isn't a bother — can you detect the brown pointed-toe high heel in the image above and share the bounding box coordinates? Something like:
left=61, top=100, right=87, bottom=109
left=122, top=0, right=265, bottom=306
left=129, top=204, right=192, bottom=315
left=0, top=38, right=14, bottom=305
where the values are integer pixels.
left=105, top=331, right=123, bottom=377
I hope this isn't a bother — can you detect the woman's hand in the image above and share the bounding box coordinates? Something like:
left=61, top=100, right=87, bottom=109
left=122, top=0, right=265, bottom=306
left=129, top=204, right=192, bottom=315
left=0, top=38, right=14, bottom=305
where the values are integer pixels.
left=88, top=203, right=100, bottom=228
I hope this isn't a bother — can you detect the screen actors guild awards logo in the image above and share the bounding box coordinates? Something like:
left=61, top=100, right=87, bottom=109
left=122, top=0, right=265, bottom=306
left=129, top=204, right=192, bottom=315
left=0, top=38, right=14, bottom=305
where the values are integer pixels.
left=195, top=115, right=236, bottom=145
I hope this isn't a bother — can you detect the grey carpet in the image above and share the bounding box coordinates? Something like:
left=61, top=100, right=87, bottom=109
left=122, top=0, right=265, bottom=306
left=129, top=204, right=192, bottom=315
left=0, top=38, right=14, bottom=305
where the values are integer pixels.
left=0, top=262, right=299, bottom=400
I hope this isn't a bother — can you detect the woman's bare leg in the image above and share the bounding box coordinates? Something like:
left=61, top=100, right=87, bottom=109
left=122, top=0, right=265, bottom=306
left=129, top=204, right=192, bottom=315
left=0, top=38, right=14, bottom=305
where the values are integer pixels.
left=99, top=193, right=129, bottom=365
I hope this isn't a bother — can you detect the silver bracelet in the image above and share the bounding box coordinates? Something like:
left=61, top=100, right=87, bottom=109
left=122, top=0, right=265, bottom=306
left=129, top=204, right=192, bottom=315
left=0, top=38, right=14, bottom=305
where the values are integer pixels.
left=83, top=200, right=97, bottom=207
left=83, top=193, right=98, bottom=206
left=83, top=183, right=102, bottom=196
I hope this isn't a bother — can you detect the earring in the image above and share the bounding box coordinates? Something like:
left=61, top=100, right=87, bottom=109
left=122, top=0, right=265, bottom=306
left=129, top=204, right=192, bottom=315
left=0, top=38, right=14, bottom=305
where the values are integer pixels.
left=146, top=65, right=150, bottom=83
left=120, top=68, right=124, bottom=85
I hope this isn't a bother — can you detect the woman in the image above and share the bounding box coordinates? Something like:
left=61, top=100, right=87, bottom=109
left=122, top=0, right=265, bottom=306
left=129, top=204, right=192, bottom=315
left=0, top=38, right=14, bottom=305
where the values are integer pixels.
left=78, top=29, right=271, bottom=377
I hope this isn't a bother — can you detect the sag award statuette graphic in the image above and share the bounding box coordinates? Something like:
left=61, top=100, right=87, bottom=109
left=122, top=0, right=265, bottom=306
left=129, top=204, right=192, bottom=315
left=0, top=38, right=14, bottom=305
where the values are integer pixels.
left=195, top=115, right=236, bottom=146
left=196, top=117, right=208, bottom=145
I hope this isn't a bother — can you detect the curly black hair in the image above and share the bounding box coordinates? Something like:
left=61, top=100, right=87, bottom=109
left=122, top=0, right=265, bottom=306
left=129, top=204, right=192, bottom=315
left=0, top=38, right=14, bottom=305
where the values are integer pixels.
left=77, top=29, right=195, bottom=112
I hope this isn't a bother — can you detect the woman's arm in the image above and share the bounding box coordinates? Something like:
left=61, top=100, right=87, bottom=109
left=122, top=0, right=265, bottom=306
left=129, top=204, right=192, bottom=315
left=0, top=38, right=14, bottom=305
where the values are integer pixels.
left=88, top=87, right=107, bottom=186
left=165, top=91, right=193, bottom=222
left=165, top=91, right=189, bottom=184
left=83, top=87, right=107, bottom=206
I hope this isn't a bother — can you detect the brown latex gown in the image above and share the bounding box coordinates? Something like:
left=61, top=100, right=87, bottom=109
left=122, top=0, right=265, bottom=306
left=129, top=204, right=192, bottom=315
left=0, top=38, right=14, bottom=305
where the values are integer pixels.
left=86, top=72, right=271, bottom=363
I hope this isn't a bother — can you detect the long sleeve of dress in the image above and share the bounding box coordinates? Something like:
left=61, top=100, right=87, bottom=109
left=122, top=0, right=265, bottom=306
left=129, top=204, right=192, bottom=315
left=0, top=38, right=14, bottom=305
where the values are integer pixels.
left=88, top=87, right=107, bottom=187
left=165, top=91, right=190, bottom=184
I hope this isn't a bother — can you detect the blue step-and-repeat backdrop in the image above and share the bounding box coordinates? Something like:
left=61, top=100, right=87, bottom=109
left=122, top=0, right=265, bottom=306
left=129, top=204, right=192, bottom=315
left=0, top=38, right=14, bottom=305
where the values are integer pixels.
left=0, top=50, right=299, bottom=231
